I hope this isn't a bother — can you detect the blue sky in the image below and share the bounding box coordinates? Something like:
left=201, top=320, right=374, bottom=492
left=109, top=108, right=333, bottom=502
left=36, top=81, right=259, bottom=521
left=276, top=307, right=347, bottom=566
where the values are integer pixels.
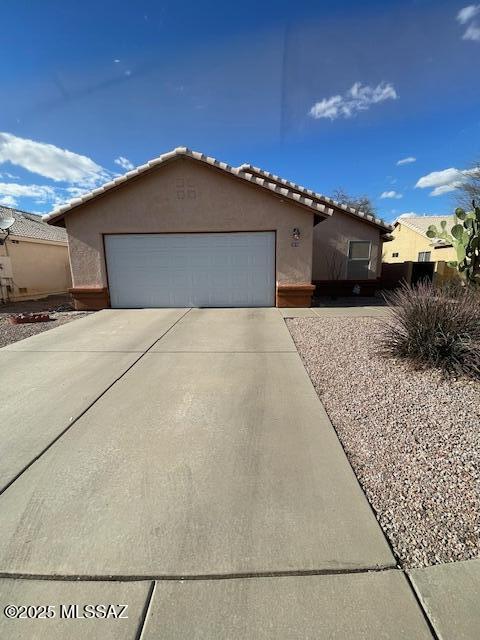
left=1, top=0, right=479, bottom=222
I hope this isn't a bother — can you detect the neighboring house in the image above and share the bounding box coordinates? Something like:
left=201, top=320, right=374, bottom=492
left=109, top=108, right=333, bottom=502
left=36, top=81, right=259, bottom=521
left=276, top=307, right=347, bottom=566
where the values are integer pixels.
left=0, top=206, right=72, bottom=304
left=382, top=215, right=457, bottom=286
left=44, top=147, right=393, bottom=310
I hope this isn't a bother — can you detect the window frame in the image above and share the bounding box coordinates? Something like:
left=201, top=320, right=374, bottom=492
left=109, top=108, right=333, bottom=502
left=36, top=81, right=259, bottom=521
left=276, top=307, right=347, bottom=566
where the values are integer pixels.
left=418, top=251, right=431, bottom=262
left=347, top=240, right=372, bottom=279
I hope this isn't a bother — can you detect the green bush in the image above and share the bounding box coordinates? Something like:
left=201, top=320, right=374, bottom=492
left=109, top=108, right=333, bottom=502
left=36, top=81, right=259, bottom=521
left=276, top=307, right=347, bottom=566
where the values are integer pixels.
left=382, top=281, right=480, bottom=379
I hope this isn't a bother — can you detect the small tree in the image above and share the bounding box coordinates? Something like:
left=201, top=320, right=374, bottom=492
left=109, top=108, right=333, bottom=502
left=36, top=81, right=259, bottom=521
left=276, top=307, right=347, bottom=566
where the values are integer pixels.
left=332, top=188, right=376, bottom=217
left=426, top=201, right=480, bottom=285
left=456, top=161, right=480, bottom=210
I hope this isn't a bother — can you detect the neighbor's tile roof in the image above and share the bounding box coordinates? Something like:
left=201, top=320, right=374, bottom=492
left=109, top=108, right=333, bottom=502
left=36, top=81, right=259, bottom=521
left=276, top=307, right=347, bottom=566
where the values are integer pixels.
left=0, top=205, right=67, bottom=242
left=397, top=215, right=455, bottom=245
left=238, top=164, right=393, bottom=234
left=44, top=147, right=335, bottom=224
left=398, top=215, right=455, bottom=236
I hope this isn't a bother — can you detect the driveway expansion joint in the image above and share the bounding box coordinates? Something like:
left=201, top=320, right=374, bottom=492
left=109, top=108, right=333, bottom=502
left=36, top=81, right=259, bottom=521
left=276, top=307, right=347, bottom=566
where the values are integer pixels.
left=403, top=571, right=441, bottom=640
left=0, top=565, right=399, bottom=582
left=135, top=580, right=156, bottom=640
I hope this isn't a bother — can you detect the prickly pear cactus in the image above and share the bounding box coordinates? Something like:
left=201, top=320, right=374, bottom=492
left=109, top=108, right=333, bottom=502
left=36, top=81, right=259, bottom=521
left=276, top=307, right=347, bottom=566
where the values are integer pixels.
left=426, top=201, right=480, bottom=284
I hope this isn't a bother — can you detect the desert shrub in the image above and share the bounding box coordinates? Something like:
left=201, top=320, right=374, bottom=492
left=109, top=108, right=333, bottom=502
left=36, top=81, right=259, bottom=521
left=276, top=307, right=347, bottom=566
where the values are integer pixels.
left=381, top=281, right=480, bottom=379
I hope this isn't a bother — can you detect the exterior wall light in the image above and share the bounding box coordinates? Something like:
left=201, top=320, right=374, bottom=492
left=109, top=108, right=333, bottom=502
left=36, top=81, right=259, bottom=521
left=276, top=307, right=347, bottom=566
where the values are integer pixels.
left=292, top=228, right=300, bottom=240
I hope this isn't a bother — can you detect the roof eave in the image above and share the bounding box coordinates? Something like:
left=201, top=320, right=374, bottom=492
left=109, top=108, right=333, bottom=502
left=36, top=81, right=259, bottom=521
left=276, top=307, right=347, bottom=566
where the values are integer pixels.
left=329, top=203, right=393, bottom=234
left=238, top=164, right=393, bottom=234
left=8, top=233, right=68, bottom=245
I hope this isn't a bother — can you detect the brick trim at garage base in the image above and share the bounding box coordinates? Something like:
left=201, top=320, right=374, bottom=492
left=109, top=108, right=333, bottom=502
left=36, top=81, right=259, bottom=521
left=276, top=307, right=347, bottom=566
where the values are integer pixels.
left=276, top=283, right=315, bottom=308
left=69, top=287, right=110, bottom=311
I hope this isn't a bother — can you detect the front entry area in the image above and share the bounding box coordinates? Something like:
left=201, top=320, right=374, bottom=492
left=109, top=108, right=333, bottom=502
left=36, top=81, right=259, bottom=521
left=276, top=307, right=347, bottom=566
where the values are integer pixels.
left=104, top=231, right=276, bottom=308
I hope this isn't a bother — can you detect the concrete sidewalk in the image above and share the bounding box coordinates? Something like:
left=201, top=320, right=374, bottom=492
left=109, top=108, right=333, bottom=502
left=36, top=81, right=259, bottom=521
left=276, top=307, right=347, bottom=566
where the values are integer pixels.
left=0, top=308, right=439, bottom=638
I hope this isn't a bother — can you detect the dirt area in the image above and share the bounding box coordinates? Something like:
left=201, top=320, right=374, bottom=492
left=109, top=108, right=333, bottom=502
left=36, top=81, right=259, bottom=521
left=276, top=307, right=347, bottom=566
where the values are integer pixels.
left=313, top=295, right=388, bottom=308
left=287, top=316, right=480, bottom=569
left=0, top=294, right=92, bottom=348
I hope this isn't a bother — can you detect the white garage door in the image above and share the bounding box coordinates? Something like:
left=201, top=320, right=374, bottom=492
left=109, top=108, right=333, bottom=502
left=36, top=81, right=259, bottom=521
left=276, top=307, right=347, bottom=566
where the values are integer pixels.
left=104, top=232, right=276, bottom=308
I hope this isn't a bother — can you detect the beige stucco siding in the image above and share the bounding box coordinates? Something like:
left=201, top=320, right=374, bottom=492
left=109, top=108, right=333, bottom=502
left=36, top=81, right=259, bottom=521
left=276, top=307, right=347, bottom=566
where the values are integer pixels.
left=2, top=238, right=71, bottom=300
left=65, top=158, right=315, bottom=289
left=312, top=210, right=383, bottom=280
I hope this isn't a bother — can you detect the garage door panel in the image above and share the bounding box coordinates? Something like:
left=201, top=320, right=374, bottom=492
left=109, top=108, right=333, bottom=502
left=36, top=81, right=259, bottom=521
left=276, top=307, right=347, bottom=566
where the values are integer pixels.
left=105, top=233, right=275, bottom=308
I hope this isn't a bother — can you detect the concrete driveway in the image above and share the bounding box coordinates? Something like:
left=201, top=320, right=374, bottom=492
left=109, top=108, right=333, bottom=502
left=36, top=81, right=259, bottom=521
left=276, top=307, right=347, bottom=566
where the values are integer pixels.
left=0, top=309, right=434, bottom=638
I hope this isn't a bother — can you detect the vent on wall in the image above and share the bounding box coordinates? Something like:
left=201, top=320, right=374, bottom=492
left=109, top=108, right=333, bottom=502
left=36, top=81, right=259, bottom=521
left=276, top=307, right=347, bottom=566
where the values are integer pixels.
left=19, top=287, right=27, bottom=293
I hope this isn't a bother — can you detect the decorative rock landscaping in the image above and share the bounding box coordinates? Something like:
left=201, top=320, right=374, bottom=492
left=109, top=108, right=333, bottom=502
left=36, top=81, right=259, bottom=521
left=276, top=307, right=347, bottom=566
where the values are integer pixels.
left=287, top=315, right=480, bottom=568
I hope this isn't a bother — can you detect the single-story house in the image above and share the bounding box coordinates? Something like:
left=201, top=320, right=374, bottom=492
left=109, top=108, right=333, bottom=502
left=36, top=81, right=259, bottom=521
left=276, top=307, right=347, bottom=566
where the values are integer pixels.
left=0, top=206, right=72, bottom=304
left=44, top=147, right=392, bottom=309
left=382, top=215, right=457, bottom=286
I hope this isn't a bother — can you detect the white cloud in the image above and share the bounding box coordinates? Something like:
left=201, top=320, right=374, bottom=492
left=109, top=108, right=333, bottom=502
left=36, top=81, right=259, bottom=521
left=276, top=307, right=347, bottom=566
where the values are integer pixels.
left=457, top=4, right=480, bottom=24
left=415, top=167, right=462, bottom=189
left=397, top=156, right=416, bottom=165
left=463, top=22, right=480, bottom=40
left=309, top=81, right=398, bottom=120
left=310, top=96, right=343, bottom=120
left=397, top=212, right=418, bottom=219
left=415, top=167, right=480, bottom=196
left=114, top=156, right=134, bottom=171
left=0, top=132, right=110, bottom=187
left=430, top=184, right=458, bottom=196
left=0, top=195, right=18, bottom=207
left=456, top=5, right=480, bottom=40
left=415, top=167, right=467, bottom=196
left=65, top=186, right=90, bottom=198
left=0, top=182, right=56, bottom=202
left=416, top=168, right=462, bottom=188
left=0, top=181, right=80, bottom=210
left=380, top=190, right=403, bottom=199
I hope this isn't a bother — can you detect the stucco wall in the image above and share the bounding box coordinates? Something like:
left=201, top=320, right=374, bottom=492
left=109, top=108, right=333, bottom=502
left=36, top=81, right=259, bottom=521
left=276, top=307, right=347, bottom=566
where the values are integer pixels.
left=65, top=158, right=315, bottom=288
left=312, top=210, right=383, bottom=280
left=383, top=223, right=457, bottom=264
left=4, top=238, right=71, bottom=300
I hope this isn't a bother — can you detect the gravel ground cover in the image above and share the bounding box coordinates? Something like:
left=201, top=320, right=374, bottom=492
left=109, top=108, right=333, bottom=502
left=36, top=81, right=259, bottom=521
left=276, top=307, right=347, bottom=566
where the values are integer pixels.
left=0, top=295, right=92, bottom=348
left=287, top=316, right=480, bottom=569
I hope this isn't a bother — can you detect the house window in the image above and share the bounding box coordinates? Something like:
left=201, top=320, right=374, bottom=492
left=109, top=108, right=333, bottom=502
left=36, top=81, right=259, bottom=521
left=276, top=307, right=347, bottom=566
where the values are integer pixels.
left=347, top=241, right=371, bottom=279
left=418, top=251, right=431, bottom=262
left=392, top=252, right=399, bottom=257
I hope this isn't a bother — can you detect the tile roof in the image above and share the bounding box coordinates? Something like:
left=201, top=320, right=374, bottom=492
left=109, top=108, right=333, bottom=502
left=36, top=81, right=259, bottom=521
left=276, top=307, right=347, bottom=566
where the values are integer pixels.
left=238, top=164, right=393, bottom=234
left=0, top=205, right=67, bottom=243
left=397, top=215, right=455, bottom=245
left=44, top=147, right=335, bottom=224
left=398, top=215, right=455, bottom=236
